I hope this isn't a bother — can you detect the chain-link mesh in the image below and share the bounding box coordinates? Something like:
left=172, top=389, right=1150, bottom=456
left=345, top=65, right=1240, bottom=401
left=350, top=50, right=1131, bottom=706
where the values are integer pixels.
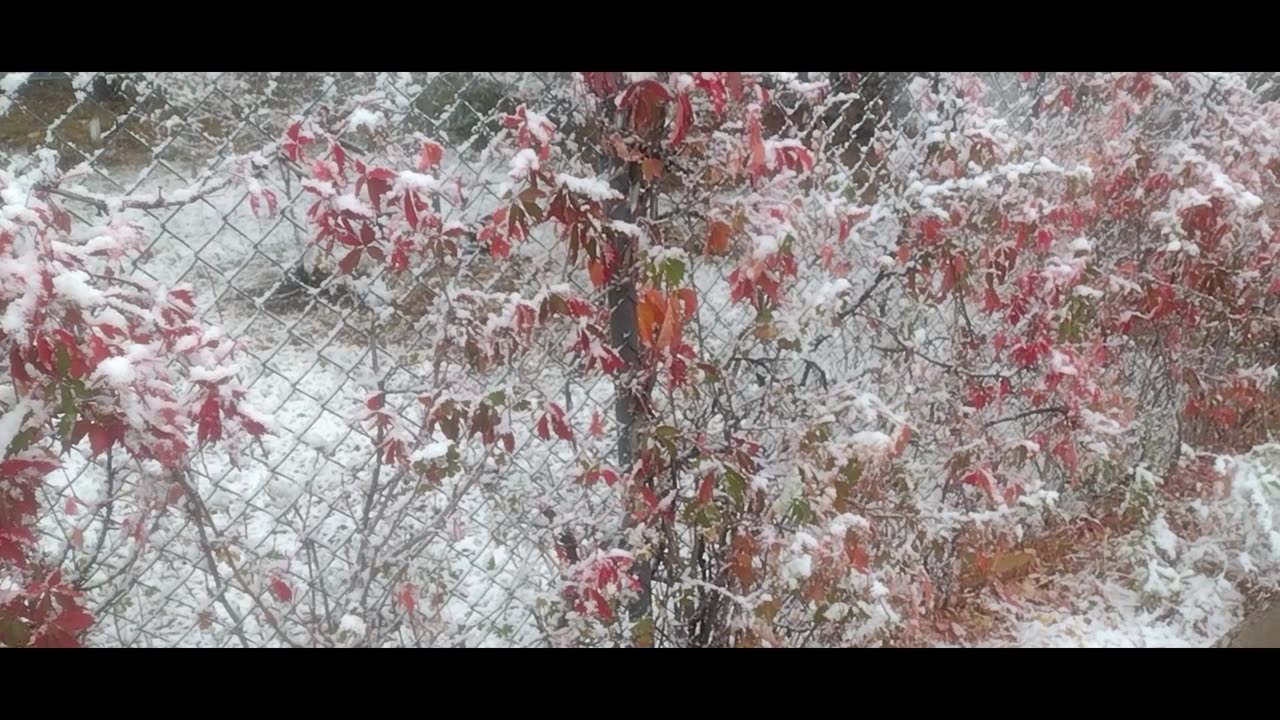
left=1, top=71, right=1259, bottom=647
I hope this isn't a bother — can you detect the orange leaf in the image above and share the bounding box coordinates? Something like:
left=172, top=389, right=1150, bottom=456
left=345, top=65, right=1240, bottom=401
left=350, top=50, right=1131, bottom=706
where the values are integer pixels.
left=697, top=471, right=716, bottom=504
left=642, top=158, right=663, bottom=182
left=706, top=221, right=732, bottom=256
left=677, top=288, right=697, bottom=320
left=657, top=295, right=681, bottom=349
left=748, top=116, right=767, bottom=171
left=588, top=259, right=606, bottom=288
left=636, top=301, right=661, bottom=347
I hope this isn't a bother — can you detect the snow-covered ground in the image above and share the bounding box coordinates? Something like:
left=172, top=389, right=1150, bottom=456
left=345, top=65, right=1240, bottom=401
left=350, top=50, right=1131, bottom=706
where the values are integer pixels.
left=974, top=447, right=1280, bottom=647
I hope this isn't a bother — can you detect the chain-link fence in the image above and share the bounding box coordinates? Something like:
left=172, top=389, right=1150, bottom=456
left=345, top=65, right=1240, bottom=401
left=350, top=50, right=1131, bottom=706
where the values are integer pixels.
left=2, top=71, right=1273, bottom=648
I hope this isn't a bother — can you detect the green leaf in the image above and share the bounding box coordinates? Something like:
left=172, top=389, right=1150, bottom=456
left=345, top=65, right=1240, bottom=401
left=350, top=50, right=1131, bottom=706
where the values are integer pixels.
left=522, top=199, right=544, bottom=224
left=724, top=467, right=747, bottom=509
left=683, top=500, right=720, bottom=529
left=840, top=459, right=863, bottom=485
left=631, top=616, right=654, bottom=648
left=58, top=384, right=78, bottom=440
left=486, top=390, right=507, bottom=406
left=699, top=363, right=721, bottom=384
left=654, top=425, right=678, bottom=440
left=55, top=344, right=71, bottom=379
left=546, top=293, right=569, bottom=317
left=5, top=425, right=38, bottom=458
left=788, top=498, right=817, bottom=525
left=662, top=257, right=686, bottom=288
left=0, top=615, right=32, bottom=648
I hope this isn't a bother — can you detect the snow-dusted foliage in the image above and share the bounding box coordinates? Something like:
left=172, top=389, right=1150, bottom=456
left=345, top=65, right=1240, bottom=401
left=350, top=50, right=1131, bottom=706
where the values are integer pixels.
left=3, top=72, right=1279, bottom=647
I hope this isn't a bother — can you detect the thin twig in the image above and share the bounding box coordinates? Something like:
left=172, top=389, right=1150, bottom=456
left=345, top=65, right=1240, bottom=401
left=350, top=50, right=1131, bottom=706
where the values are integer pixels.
left=982, top=405, right=1069, bottom=429
left=35, top=177, right=234, bottom=213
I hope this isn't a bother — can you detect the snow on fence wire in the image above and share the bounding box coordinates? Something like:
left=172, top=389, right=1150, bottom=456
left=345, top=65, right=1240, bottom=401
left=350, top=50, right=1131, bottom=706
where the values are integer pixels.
left=1, top=72, right=1274, bottom=648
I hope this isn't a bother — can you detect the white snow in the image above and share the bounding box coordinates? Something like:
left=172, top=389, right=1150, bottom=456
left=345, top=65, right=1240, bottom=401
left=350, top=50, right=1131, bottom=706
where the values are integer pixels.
left=338, top=614, right=368, bottom=643
left=346, top=108, right=385, bottom=133
left=412, top=441, right=452, bottom=463
left=0, top=73, right=31, bottom=94
left=93, top=356, right=135, bottom=386
left=52, top=270, right=106, bottom=306
left=554, top=173, right=621, bottom=201
left=509, top=149, right=539, bottom=180
left=610, top=220, right=642, bottom=238
left=394, top=171, right=440, bottom=195
left=847, top=431, right=893, bottom=456
left=333, top=194, right=374, bottom=218
left=0, top=73, right=31, bottom=116
left=751, top=234, right=780, bottom=260
left=188, top=365, right=240, bottom=384
left=522, top=108, right=555, bottom=144
left=1069, top=236, right=1093, bottom=253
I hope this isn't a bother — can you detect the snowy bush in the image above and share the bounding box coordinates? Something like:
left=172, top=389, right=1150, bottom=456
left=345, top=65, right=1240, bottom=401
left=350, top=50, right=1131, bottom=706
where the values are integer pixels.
left=3, top=72, right=1280, bottom=647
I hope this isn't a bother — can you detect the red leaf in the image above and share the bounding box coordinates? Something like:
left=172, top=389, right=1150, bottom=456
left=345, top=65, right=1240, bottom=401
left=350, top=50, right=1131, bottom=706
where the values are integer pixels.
left=849, top=543, right=870, bottom=573
left=892, top=425, right=913, bottom=455
left=697, top=472, right=716, bottom=504
left=65, top=497, right=78, bottom=515
left=390, top=245, right=410, bottom=273
left=196, top=394, right=222, bottom=446
left=983, top=286, right=1002, bottom=313
left=269, top=577, right=293, bottom=603
left=404, top=194, right=419, bottom=230
left=332, top=142, right=346, bottom=175
left=726, top=72, right=744, bottom=100
left=670, top=93, right=694, bottom=147
left=88, top=424, right=114, bottom=456
left=588, top=259, right=607, bottom=288
left=1036, top=228, right=1054, bottom=252
left=589, top=410, right=606, bottom=439
left=620, top=80, right=673, bottom=133
left=338, top=248, right=363, bottom=275
left=1053, top=440, right=1078, bottom=472
left=399, top=584, right=416, bottom=615
left=706, top=221, right=732, bottom=256
left=922, top=217, right=942, bottom=242
left=10, top=348, right=32, bottom=384
left=551, top=415, right=574, bottom=442
left=366, top=177, right=392, bottom=214
left=53, top=605, right=94, bottom=633
left=418, top=141, right=444, bottom=171
left=961, top=470, right=996, bottom=502
left=747, top=115, right=767, bottom=172
left=487, top=229, right=511, bottom=259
